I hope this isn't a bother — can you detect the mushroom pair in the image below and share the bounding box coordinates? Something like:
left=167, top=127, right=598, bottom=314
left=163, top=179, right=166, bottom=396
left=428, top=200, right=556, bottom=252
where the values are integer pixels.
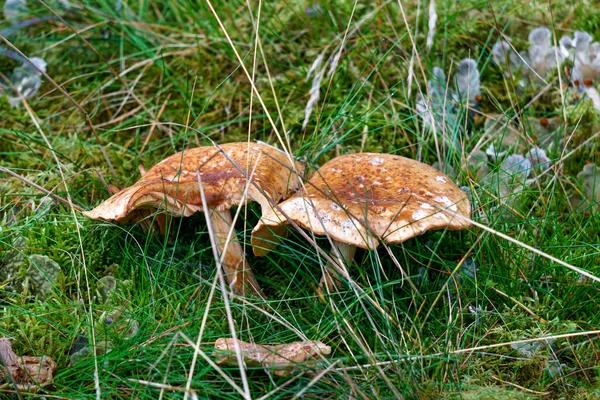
left=85, top=145, right=471, bottom=297
left=83, top=142, right=304, bottom=297
left=251, top=153, right=472, bottom=295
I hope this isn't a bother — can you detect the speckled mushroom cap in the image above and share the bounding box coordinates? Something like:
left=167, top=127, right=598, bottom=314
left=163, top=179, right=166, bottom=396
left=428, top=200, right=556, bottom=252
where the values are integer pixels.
left=83, top=142, right=304, bottom=222
left=252, top=153, right=471, bottom=254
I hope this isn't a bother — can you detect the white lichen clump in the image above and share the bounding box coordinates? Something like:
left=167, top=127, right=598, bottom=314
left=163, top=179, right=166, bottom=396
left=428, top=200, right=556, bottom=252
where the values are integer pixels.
left=492, top=25, right=600, bottom=114
left=468, top=140, right=552, bottom=207
left=492, top=27, right=563, bottom=85
left=577, top=164, right=600, bottom=205
left=4, top=57, right=47, bottom=107
left=416, top=66, right=448, bottom=130
left=453, top=58, right=480, bottom=106
left=416, top=58, right=481, bottom=134
left=560, top=31, right=600, bottom=88
left=3, top=0, right=28, bottom=22
left=525, top=146, right=551, bottom=168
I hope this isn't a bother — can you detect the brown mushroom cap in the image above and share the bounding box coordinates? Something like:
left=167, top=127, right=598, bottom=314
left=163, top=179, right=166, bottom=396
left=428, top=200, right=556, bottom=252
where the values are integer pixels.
left=252, top=153, right=471, bottom=255
left=83, top=142, right=304, bottom=222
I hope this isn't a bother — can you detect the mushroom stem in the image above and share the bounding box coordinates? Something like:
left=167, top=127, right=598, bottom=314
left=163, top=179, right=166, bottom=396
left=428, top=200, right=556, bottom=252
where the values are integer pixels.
left=209, top=208, right=264, bottom=298
left=317, top=240, right=357, bottom=296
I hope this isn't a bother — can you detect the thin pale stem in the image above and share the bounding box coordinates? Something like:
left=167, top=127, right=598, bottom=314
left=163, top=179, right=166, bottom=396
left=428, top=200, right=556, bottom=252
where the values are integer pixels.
left=317, top=240, right=357, bottom=296
left=208, top=208, right=264, bottom=298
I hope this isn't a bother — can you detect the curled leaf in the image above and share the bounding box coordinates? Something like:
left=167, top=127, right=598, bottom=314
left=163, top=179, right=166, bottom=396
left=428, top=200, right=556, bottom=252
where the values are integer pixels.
left=0, top=338, right=57, bottom=393
left=214, top=338, right=331, bottom=376
left=417, top=67, right=448, bottom=130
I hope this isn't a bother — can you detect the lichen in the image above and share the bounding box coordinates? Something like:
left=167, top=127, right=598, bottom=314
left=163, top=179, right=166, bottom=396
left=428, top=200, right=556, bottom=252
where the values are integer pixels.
left=26, top=254, right=61, bottom=298
left=492, top=27, right=564, bottom=87
left=0, top=237, right=26, bottom=284
left=416, top=58, right=481, bottom=140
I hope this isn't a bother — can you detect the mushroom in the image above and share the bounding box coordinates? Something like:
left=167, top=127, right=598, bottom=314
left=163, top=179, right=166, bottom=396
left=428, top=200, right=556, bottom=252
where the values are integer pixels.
left=252, top=153, right=471, bottom=295
left=83, top=142, right=304, bottom=297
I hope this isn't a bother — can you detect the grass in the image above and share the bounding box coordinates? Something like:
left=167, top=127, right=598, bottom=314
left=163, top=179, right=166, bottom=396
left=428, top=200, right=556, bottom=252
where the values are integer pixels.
left=1, top=0, right=600, bottom=398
